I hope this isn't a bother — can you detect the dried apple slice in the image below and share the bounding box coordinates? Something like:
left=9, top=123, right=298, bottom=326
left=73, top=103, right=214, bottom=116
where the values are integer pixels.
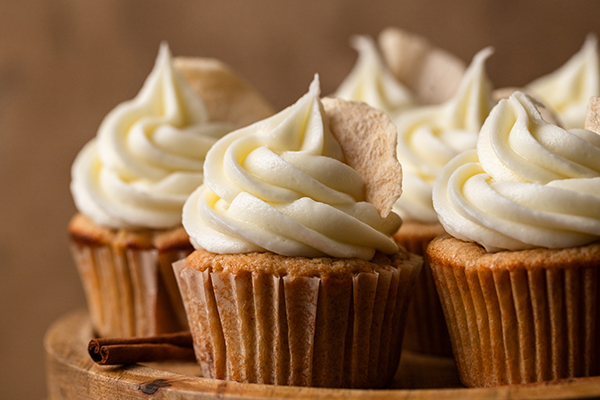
left=585, top=96, right=600, bottom=133
left=174, top=57, right=275, bottom=128
left=322, top=97, right=402, bottom=218
left=378, top=27, right=465, bottom=105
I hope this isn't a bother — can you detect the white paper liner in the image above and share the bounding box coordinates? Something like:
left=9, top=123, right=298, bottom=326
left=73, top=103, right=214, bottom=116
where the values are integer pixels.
left=174, top=253, right=422, bottom=388
left=70, top=241, right=190, bottom=337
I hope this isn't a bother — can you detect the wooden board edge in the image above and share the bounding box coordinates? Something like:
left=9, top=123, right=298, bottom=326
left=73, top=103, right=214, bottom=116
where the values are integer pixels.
left=44, top=310, right=600, bottom=400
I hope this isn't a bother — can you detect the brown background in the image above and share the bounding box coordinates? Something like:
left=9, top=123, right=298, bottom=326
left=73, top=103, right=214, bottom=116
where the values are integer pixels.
left=1, top=1, right=599, bottom=398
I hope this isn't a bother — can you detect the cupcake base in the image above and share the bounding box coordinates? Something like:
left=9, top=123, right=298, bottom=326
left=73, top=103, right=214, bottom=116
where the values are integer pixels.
left=69, top=213, right=191, bottom=338
left=393, top=222, right=452, bottom=356
left=174, top=249, right=422, bottom=388
left=427, top=234, right=600, bottom=387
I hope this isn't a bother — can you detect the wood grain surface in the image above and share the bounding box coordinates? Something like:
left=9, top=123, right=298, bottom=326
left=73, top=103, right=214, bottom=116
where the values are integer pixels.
left=3, top=1, right=600, bottom=398
left=45, top=311, right=600, bottom=399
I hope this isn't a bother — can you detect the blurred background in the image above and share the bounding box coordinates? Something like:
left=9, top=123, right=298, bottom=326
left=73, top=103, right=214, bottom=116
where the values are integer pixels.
left=1, top=1, right=599, bottom=398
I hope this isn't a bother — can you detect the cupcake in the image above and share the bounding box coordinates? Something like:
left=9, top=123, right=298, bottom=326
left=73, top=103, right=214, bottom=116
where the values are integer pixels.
left=335, top=34, right=496, bottom=355
left=429, top=91, right=600, bottom=387
left=173, top=76, right=422, bottom=388
left=69, top=43, right=274, bottom=338
left=526, top=34, right=599, bottom=129
left=391, top=47, right=496, bottom=355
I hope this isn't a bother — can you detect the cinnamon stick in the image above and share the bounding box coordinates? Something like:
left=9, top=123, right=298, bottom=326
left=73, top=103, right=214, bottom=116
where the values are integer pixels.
left=88, top=331, right=196, bottom=365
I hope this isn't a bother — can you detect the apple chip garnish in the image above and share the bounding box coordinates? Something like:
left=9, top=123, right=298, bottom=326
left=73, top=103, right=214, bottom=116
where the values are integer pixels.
left=322, top=97, right=402, bottom=218
left=174, top=57, right=275, bottom=128
left=378, top=27, right=465, bottom=105
left=585, top=96, right=600, bottom=133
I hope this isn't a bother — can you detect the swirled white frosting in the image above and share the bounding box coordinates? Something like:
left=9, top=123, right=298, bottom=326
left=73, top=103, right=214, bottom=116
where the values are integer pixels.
left=393, top=47, right=495, bottom=222
left=71, top=43, right=233, bottom=229
left=335, top=35, right=414, bottom=117
left=527, top=34, right=599, bottom=129
left=433, top=91, right=600, bottom=252
left=182, top=75, right=401, bottom=260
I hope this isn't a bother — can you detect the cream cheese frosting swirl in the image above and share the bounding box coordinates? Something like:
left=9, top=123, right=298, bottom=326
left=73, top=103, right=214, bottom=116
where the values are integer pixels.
left=527, top=34, right=599, bottom=129
left=182, top=75, right=401, bottom=260
left=335, top=35, right=414, bottom=117
left=71, top=43, right=233, bottom=229
left=433, top=91, right=600, bottom=252
left=393, top=47, right=495, bottom=223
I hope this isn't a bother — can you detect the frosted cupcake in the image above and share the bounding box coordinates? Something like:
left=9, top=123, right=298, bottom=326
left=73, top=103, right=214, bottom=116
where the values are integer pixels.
left=390, top=47, right=495, bottom=355
left=69, top=43, right=273, bottom=337
left=174, top=76, right=422, bottom=388
left=335, top=35, right=495, bottom=355
left=429, top=91, right=600, bottom=387
left=526, top=34, right=599, bottom=129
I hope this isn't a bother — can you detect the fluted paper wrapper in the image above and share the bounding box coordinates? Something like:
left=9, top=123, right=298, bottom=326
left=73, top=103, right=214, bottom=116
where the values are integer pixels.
left=393, top=223, right=452, bottom=356
left=174, top=256, right=421, bottom=388
left=429, top=241, right=600, bottom=387
left=70, top=241, right=190, bottom=338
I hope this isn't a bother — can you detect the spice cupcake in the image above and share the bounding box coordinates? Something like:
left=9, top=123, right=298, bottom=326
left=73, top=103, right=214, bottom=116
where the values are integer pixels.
left=334, top=36, right=494, bottom=355
left=69, top=43, right=274, bottom=338
left=174, top=76, right=422, bottom=388
left=389, top=47, right=496, bottom=355
left=526, top=34, right=599, bottom=129
left=429, top=92, right=600, bottom=387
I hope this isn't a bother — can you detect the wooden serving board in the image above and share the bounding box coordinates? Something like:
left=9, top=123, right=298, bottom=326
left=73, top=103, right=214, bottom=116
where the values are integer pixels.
left=45, top=310, right=600, bottom=399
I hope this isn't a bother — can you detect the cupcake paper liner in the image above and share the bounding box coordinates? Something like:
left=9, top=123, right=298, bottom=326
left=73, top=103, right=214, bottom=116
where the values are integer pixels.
left=71, top=241, right=190, bottom=338
left=173, top=254, right=421, bottom=388
left=429, top=239, right=600, bottom=387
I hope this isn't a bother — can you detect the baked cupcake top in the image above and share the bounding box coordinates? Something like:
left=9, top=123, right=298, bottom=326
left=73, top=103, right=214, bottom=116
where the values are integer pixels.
left=183, top=75, right=403, bottom=260
left=393, top=47, right=495, bottom=223
left=526, top=34, right=599, bottom=129
left=433, top=91, right=600, bottom=252
left=185, top=247, right=413, bottom=276
left=334, top=35, right=414, bottom=117
left=71, top=44, right=236, bottom=229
